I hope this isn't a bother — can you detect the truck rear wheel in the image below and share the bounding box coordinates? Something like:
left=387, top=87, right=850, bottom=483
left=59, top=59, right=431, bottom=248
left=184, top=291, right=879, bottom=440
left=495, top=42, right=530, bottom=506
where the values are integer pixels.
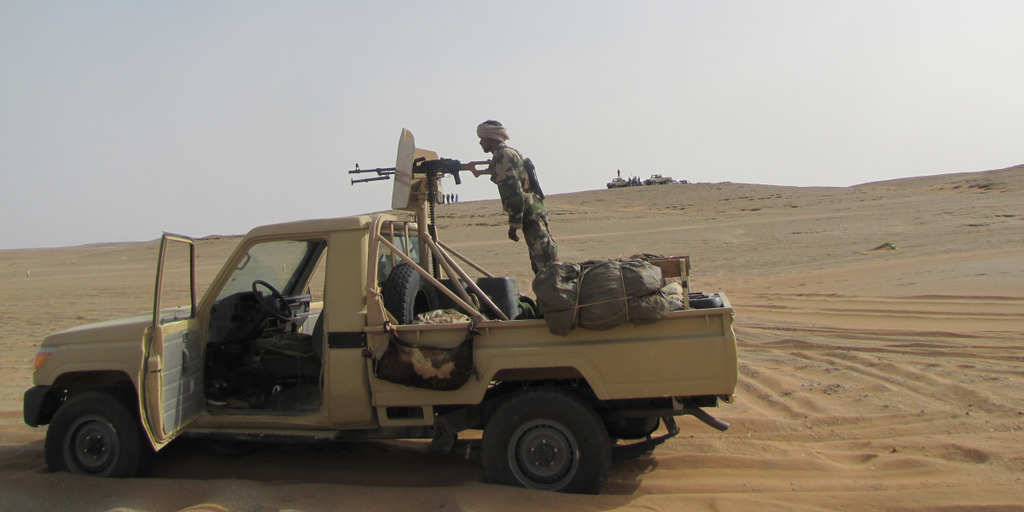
left=382, top=263, right=438, bottom=324
left=44, top=391, right=151, bottom=477
left=482, top=388, right=611, bottom=494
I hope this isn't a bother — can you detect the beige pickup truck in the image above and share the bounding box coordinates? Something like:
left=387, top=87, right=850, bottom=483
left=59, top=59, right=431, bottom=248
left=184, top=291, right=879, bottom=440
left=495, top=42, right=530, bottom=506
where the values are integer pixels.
left=23, top=130, right=737, bottom=494
left=643, top=173, right=674, bottom=185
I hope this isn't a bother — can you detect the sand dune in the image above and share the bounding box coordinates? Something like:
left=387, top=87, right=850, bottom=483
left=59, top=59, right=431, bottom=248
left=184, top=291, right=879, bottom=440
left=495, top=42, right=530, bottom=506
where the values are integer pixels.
left=1, top=165, right=1022, bottom=511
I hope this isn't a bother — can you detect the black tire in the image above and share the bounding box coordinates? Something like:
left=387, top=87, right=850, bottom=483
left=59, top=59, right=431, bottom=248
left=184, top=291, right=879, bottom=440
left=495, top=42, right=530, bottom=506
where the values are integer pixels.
left=382, top=263, right=438, bottom=324
left=44, top=391, right=152, bottom=477
left=482, top=388, right=611, bottom=494
left=688, top=292, right=724, bottom=309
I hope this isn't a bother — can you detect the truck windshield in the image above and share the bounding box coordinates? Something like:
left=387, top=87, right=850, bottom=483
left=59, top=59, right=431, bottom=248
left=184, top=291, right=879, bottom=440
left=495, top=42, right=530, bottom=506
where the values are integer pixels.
left=216, top=240, right=323, bottom=300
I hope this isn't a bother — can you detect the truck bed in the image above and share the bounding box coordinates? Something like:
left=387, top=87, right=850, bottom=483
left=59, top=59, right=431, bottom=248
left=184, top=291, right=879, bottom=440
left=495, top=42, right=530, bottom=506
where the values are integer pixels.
left=364, top=293, right=737, bottom=407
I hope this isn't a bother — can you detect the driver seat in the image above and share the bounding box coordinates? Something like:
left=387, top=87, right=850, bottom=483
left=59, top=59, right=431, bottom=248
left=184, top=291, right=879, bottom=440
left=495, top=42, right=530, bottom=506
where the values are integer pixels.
left=260, top=314, right=323, bottom=381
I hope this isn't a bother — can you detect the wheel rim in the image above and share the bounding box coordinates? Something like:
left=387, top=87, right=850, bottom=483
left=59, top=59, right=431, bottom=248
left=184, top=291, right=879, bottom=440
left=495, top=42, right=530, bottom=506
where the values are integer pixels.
left=65, top=415, right=119, bottom=475
left=508, top=419, right=580, bottom=490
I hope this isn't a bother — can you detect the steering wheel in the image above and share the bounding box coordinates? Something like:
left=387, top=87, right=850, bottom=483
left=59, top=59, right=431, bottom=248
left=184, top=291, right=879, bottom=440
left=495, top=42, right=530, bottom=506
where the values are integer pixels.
left=252, top=280, right=295, bottom=321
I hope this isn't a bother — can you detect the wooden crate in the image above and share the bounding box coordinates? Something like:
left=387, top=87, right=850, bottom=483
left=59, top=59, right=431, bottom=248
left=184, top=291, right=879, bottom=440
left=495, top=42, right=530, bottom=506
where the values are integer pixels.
left=648, top=256, right=690, bottom=309
left=648, top=255, right=690, bottom=279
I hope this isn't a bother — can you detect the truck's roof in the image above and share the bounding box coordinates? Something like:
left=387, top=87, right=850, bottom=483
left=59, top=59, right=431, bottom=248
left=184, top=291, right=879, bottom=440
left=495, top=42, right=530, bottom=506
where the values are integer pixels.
left=244, top=210, right=415, bottom=238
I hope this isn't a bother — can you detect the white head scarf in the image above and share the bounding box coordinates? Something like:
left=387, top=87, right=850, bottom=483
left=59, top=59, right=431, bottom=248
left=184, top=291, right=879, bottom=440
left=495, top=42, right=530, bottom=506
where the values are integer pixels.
left=476, top=122, right=509, bottom=142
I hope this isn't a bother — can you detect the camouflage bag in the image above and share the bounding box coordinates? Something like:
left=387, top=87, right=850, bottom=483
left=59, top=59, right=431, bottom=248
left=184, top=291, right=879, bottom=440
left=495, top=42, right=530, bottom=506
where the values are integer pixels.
left=532, top=259, right=669, bottom=336
left=371, top=321, right=477, bottom=391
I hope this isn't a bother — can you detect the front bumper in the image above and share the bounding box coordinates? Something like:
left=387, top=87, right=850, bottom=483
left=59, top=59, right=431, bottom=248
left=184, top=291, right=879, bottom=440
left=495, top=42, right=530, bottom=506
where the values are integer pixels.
left=23, top=385, right=54, bottom=427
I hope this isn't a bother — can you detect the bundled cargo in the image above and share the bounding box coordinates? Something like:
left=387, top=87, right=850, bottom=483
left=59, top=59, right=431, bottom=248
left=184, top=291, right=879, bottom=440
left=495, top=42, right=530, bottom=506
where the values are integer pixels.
left=532, top=259, right=670, bottom=336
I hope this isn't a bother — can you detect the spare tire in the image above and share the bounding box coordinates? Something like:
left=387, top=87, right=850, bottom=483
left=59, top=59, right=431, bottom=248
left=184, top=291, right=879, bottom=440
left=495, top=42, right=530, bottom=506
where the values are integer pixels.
left=383, top=263, right=439, bottom=324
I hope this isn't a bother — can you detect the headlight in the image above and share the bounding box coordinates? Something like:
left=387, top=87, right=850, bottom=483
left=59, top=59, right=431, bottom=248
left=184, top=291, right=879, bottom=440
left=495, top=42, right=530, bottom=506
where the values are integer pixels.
left=33, top=347, right=57, bottom=370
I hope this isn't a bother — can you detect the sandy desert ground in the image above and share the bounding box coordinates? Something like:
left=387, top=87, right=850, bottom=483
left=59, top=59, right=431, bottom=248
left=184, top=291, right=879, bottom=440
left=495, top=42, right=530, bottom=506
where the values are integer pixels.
left=1, top=164, right=1022, bottom=511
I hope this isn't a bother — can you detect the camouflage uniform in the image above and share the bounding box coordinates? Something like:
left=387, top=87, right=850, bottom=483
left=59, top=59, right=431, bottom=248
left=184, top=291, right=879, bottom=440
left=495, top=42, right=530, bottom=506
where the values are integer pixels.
left=487, top=144, right=558, bottom=274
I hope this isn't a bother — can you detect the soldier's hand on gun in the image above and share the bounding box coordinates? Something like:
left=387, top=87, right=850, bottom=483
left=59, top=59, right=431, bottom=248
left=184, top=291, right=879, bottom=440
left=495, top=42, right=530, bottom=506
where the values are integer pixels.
left=508, top=227, right=520, bottom=242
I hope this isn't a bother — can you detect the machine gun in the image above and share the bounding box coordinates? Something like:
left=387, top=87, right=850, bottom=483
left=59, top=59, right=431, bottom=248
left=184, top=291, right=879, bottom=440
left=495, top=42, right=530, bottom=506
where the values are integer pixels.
left=347, top=128, right=496, bottom=217
left=349, top=158, right=489, bottom=186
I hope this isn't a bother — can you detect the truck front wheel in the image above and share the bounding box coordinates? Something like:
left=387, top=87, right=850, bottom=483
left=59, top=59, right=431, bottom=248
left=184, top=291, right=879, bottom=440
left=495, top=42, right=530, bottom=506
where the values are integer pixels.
left=482, top=389, right=611, bottom=494
left=44, top=391, right=151, bottom=477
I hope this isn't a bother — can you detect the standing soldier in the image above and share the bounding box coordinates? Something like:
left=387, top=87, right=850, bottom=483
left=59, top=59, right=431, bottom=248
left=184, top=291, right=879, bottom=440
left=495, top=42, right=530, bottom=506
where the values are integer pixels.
left=464, top=120, right=558, bottom=274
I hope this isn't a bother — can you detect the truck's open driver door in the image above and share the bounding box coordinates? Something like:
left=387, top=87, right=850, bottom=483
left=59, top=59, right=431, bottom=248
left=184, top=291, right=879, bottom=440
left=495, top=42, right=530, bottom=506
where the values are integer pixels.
left=140, top=233, right=204, bottom=448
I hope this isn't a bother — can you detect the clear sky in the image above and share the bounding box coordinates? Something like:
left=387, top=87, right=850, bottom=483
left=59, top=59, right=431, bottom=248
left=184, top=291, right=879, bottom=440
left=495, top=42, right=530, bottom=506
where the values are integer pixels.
left=2, top=1, right=1022, bottom=250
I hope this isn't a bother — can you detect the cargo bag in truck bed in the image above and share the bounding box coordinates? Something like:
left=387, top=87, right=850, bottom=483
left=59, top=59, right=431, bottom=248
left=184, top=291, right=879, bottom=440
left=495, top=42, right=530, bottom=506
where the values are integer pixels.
left=532, top=259, right=670, bottom=336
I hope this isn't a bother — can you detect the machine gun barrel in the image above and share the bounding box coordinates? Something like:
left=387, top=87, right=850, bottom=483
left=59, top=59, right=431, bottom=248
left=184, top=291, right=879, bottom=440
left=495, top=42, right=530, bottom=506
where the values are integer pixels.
left=351, top=175, right=392, bottom=185
left=348, top=163, right=397, bottom=176
left=348, top=163, right=396, bottom=184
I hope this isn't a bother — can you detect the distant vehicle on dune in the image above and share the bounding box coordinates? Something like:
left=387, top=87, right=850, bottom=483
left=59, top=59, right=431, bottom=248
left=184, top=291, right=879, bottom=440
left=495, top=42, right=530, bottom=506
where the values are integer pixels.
left=644, top=174, right=674, bottom=185
left=607, top=177, right=629, bottom=188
